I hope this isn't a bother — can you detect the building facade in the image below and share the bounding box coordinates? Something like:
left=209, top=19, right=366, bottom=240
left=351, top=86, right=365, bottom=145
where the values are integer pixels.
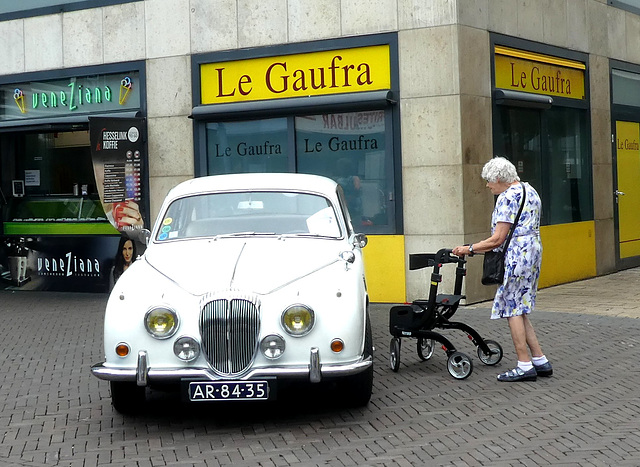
left=0, top=0, right=639, bottom=302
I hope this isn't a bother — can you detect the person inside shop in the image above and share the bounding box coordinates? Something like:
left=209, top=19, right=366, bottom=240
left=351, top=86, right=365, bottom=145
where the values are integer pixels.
left=452, top=156, right=552, bottom=382
left=335, top=157, right=364, bottom=224
left=110, top=235, right=137, bottom=289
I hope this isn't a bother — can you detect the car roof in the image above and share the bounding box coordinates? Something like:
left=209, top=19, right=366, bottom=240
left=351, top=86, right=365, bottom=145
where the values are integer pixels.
left=167, top=173, right=339, bottom=200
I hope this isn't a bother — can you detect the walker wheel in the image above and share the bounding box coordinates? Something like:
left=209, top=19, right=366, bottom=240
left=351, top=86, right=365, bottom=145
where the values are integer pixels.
left=417, top=338, right=435, bottom=361
left=477, top=339, right=503, bottom=366
left=389, top=338, right=401, bottom=372
left=447, top=351, right=473, bottom=379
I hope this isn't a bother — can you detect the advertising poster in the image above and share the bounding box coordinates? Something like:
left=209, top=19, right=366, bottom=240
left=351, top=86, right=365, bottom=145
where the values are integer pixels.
left=0, top=236, right=121, bottom=293
left=89, top=117, right=146, bottom=232
left=89, top=116, right=147, bottom=288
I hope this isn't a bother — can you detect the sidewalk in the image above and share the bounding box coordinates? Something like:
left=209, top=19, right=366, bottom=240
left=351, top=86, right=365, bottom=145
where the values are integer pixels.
left=468, top=266, right=640, bottom=319
left=1, top=268, right=639, bottom=466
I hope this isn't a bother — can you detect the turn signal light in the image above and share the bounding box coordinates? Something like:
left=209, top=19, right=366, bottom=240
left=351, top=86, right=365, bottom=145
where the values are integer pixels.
left=330, top=339, right=344, bottom=353
left=115, top=343, right=130, bottom=357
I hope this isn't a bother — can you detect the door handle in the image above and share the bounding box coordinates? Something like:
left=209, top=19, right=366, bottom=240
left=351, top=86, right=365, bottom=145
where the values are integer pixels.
left=615, top=190, right=626, bottom=196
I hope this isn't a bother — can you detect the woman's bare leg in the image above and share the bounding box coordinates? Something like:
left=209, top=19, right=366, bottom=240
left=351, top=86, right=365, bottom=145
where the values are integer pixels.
left=506, top=315, right=530, bottom=362
left=523, top=314, right=543, bottom=357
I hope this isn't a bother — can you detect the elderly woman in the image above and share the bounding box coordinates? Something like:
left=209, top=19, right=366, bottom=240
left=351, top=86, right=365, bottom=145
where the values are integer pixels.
left=453, top=157, right=552, bottom=382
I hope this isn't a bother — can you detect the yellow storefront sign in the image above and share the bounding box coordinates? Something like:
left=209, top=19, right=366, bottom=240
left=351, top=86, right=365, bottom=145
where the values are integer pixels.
left=200, top=45, right=391, bottom=105
left=494, top=46, right=585, bottom=100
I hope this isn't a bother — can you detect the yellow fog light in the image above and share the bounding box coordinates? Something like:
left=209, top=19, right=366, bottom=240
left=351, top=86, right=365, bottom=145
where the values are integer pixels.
left=281, top=304, right=315, bottom=336
left=330, top=339, right=344, bottom=353
left=145, top=306, right=179, bottom=339
left=115, top=342, right=130, bottom=357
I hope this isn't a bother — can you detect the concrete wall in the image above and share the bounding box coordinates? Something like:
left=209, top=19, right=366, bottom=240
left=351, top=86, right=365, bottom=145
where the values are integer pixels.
left=1, top=0, right=638, bottom=300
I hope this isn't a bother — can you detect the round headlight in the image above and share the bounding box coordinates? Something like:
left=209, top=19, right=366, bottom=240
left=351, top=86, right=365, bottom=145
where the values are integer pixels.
left=281, top=304, right=315, bottom=336
left=260, top=334, right=286, bottom=359
left=173, top=336, right=200, bottom=361
left=145, top=306, right=178, bottom=339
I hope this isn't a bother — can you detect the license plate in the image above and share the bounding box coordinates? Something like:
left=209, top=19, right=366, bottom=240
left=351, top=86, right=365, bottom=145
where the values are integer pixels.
left=188, top=380, right=269, bottom=401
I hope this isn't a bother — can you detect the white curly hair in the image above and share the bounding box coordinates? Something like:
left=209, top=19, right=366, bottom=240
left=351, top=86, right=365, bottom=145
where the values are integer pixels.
left=481, top=156, right=520, bottom=183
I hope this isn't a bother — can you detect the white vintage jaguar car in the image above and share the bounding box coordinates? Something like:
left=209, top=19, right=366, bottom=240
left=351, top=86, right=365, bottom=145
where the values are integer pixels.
left=91, top=173, right=372, bottom=413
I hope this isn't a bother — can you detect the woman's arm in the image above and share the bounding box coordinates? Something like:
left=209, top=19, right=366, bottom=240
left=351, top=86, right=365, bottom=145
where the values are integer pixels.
left=452, top=222, right=511, bottom=257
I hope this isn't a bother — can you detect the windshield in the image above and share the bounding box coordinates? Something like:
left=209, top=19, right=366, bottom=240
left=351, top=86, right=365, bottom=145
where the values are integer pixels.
left=156, top=191, right=343, bottom=241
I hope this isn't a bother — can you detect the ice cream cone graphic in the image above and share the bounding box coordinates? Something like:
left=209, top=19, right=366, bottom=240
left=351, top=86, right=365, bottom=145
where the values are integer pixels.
left=119, top=76, right=132, bottom=105
left=13, top=89, right=26, bottom=114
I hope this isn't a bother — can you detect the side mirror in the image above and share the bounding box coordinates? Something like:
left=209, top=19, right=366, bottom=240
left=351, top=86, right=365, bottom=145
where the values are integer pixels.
left=140, top=228, right=151, bottom=246
left=353, top=233, right=368, bottom=248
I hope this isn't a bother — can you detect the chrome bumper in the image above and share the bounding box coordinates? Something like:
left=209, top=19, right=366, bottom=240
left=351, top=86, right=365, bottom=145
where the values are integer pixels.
left=91, top=347, right=373, bottom=386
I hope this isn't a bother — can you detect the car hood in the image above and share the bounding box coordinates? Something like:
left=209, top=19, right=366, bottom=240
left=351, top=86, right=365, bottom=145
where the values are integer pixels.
left=143, top=237, right=347, bottom=296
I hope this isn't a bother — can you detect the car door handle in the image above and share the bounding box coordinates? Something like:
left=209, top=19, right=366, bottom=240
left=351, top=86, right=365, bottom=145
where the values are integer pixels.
left=615, top=190, right=626, bottom=196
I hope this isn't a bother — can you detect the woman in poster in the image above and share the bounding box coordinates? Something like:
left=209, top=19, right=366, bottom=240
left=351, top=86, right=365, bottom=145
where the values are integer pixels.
left=110, top=235, right=137, bottom=289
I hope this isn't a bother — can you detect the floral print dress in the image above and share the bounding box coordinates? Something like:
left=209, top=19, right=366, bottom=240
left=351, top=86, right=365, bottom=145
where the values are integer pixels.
left=490, top=182, right=543, bottom=319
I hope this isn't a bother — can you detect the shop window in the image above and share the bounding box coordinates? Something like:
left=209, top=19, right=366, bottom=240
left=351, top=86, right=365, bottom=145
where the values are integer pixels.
left=203, top=109, right=395, bottom=233
left=612, top=68, right=640, bottom=106
left=296, top=111, right=388, bottom=228
left=15, top=131, right=95, bottom=197
left=206, top=119, right=289, bottom=174
left=609, top=0, right=640, bottom=15
left=1, top=129, right=109, bottom=225
left=494, top=106, right=592, bottom=226
left=0, top=0, right=141, bottom=20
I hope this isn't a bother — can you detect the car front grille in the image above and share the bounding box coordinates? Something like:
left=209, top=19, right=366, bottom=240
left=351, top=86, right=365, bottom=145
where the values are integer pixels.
left=199, top=295, right=261, bottom=376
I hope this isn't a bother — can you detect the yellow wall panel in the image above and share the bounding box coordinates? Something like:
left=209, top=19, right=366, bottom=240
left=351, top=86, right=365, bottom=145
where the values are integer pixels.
left=621, top=240, right=640, bottom=258
left=362, top=235, right=405, bottom=303
left=539, top=221, right=596, bottom=288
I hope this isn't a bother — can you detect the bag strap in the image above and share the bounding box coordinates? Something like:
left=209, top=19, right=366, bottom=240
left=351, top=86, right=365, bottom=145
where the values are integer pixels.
left=501, top=183, right=526, bottom=257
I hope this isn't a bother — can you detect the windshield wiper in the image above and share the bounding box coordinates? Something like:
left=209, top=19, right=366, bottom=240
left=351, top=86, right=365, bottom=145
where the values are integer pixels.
left=279, top=233, right=336, bottom=239
left=216, top=232, right=276, bottom=237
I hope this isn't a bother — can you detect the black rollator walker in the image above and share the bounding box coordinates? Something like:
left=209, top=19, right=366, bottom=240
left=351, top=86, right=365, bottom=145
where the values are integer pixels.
left=389, top=249, right=503, bottom=379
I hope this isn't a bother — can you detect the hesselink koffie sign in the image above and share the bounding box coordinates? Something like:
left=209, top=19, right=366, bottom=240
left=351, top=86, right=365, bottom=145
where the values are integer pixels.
left=200, top=45, right=391, bottom=105
left=0, top=71, right=140, bottom=121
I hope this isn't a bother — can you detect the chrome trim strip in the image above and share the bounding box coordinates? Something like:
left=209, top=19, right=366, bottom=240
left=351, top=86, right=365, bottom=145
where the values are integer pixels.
left=91, top=355, right=372, bottom=382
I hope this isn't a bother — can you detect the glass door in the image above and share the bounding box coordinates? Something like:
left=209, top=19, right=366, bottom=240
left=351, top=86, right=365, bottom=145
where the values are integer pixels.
left=614, top=120, right=640, bottom=260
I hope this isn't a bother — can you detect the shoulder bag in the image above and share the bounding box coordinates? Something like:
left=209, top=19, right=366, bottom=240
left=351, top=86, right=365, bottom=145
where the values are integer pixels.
left=481, top=183, right=526, bottom=286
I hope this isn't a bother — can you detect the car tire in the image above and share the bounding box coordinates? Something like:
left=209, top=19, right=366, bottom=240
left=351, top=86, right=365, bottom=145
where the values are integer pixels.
left=342, top=312, right=374, bottom=407
left=110, top=381, right=146, bottom=414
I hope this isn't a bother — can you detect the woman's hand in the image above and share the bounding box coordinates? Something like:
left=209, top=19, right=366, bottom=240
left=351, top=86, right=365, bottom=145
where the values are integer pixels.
left=452, top=245, right=471, bottom=257
left=452, top=223, right=512, bottom=257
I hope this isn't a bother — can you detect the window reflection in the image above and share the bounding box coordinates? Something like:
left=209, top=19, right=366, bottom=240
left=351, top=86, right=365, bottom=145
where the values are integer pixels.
left=546, top=108, right=591, bottom=224
left=495, top=106, right=592, bottom=225
left=296, top=111, right=388, bottom=228
left=203, top=109, right=394, bottom=234
left=206, top=119, right=288, bottom=174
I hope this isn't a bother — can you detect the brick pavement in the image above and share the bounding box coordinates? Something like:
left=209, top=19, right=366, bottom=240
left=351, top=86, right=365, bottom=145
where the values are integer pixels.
left=0, top=267, right=639, bottom=466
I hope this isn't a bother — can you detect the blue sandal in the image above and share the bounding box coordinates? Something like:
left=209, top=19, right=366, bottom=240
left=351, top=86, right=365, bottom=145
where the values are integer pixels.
left=497, top=367, right=537, bottom=382
left=533, top=361, right=553, bottom=377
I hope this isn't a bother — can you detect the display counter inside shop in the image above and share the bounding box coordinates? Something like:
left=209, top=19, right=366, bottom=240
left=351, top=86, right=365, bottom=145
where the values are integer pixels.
left=2, top=196, right=119, bottom=236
